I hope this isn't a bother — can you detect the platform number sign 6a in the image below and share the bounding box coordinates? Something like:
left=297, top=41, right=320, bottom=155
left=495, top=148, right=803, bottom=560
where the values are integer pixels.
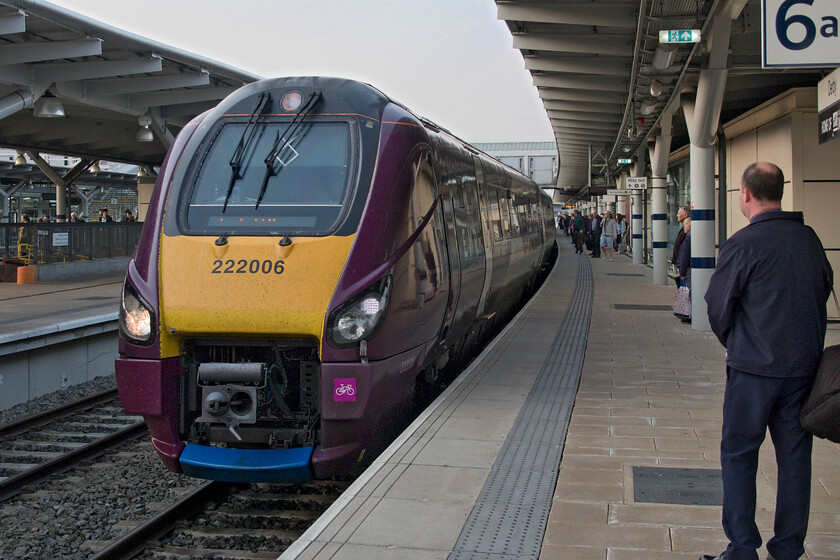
left=762, top=0, right=840, bottom=67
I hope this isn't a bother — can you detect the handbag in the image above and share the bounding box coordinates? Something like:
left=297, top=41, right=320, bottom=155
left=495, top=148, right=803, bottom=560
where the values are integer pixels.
left=673, top=281, right=691, bottom=320
left=800, top=290, right=840, bottom=442
left=800, top=344, right=840, bottom=442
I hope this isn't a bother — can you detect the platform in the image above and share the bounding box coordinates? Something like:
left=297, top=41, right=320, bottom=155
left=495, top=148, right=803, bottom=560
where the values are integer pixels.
left=0, top=273, right=123, bottom=410
left=282, top=238, right=840, bottom=560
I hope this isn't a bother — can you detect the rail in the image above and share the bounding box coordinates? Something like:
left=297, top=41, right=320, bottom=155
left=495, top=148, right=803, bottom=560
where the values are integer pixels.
left=0, top=222, right=143, bottom=265
left=0, top=390, right=147, bottom=502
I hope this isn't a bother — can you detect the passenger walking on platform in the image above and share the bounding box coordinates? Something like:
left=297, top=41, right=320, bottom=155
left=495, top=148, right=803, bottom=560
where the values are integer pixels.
left=70, top=212, right=85, bottom=222
left=123, top=209, right=136, bottom=222
left=672, top=205, right=690, bottom=287
left=702, top=162, right=833, bottom=560
left=601, top=210, right=617, bottom=261
left=99, top=208, right=114, bottom=222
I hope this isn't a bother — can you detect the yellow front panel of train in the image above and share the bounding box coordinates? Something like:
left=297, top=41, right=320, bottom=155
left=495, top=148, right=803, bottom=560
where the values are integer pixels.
left=158, top=234, right=354, bottom=357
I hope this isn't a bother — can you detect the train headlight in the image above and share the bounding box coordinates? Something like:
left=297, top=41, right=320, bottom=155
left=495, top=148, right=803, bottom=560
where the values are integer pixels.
left=329, top=276, right=392, bottom=347
left=119, top=281, right=156, bottom=345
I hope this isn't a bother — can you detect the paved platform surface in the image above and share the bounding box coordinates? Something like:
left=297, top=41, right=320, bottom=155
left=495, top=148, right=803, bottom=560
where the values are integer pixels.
left=282, top=237, right=840, bottom=560
left=0, top=273, right=123, bottom=341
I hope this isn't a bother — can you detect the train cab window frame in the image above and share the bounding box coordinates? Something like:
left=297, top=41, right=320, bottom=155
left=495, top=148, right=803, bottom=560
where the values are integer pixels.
left=177, top=116, right=361, bottom=237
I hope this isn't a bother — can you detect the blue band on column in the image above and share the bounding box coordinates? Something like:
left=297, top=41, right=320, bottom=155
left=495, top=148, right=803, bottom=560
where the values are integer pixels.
left=632, top=234, right=642, bottom=239
left=691, top=257, right=716, bottom=269
left=691, top=209, right=715, bottom=221
left=632, top=214, right=642, bottom=219
left=652, top=214, right=667, bottom=220
left=653, top=241, right=668, bottom=248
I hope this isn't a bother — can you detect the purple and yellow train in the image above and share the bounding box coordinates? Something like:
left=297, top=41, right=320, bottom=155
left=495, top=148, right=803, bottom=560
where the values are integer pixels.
left=115, top=77, right=556, bottom=483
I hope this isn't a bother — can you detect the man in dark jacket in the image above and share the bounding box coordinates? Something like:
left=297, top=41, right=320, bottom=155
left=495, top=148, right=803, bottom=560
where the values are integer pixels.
left=701, top=162, right=833, bottom=560
left=586, top=210, right=602, bottom=258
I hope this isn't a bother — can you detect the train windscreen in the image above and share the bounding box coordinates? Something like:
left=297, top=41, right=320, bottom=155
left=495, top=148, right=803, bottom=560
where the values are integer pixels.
left=184, top=120, right=355, bottom=235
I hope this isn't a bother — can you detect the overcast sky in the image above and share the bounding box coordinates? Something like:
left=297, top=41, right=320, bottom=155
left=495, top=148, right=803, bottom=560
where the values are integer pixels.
left=51, top=0, right=555, bottom=144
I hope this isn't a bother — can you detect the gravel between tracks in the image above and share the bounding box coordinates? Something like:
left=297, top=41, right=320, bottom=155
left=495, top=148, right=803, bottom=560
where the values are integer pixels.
left=0, top=374, right=205, bottom=559
left=0, top=374, right=118, bottom=428
left=1, top=441, right=204, bottom=559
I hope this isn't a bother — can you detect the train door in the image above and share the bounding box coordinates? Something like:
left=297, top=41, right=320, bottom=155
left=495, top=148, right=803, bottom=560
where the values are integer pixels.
left=444, top=156, right=485, bottom=340
left=473, top=155, right=494, bottom=318
left=434, top=155, right=462, bottom=343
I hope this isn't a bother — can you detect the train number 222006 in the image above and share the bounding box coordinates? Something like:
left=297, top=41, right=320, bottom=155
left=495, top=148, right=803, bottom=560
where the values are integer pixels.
left=211, top=259, right=285, bottom=275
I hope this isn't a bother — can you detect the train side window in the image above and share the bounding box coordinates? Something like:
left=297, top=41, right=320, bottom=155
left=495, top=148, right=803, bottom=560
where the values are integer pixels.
left=498, top=190, right=511, bottom=238
left=491, top=190, right=503, bottom=241
left=508, top=195, right=521, bottom=237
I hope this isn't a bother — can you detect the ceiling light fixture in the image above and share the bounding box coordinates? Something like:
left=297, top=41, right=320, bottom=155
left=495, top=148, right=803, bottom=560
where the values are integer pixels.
left=650, top=79, right=663, bottom=97
left=652, top=44, right=678, bottom=70
left=640, top=99, right=657, bottom=115
left=33, top=92, right=65, bottom=118
left=136, top=115, right=154, bottom=142
left=90, top=161, right=101, bottom=174
left=14, top=151, right=27, bottom=166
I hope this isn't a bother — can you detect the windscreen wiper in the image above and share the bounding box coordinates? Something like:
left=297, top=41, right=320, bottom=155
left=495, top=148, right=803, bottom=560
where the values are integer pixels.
left=254, top=91, right=322, bottom=210
left=222, top=92, right=271, bottom=212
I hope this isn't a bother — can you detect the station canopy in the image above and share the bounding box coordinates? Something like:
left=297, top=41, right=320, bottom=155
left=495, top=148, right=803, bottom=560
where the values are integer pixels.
left=0, top=0, right=260, bottom=167
left=496, top=0, right=830, bottom=193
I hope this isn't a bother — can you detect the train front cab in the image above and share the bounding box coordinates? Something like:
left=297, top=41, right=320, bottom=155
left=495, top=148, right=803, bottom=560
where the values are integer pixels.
left=115, top=78, right=555, bottom=484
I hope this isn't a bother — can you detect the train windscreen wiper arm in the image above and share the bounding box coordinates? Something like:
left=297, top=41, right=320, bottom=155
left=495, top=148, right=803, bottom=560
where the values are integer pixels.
left=221, top=92, right=271, bottom=212
left=254, top=91, right=322, bottom=210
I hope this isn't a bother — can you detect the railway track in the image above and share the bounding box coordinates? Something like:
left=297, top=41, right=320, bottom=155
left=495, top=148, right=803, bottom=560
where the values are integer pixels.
left=0, top=388, right=147, bottom=502
left=90, top=479, right=351, bottom=560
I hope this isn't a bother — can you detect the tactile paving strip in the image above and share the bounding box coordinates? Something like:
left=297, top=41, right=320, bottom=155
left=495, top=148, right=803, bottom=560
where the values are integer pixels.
left=448, top=256, right=593, bottom=560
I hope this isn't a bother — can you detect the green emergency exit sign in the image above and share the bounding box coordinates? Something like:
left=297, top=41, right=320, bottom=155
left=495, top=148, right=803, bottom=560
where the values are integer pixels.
left=659, top=29, right=701, bottom=43
left=617, top=158, right=632, bottom=164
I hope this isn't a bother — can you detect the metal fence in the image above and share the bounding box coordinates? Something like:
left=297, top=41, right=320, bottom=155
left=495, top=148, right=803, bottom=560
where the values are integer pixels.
left=0, top=222, right=144, bottom=265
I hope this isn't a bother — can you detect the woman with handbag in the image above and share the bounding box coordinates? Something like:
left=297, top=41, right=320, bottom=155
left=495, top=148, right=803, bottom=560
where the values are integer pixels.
left=674, top=218, right=691, bottom=323
left=678, top=217, right=691, bottom=290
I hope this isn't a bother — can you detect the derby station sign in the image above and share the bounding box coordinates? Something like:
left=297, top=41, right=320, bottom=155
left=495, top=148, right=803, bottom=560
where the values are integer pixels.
left=818, top=68, right=840, bottom=144
left=762, top=0, right=840, bottom=67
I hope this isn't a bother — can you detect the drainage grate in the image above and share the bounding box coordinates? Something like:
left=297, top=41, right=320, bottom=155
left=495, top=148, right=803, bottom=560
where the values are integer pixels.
left=614, top=304, right=673, bottom=311
left=633, top=466, right=723, bottom=506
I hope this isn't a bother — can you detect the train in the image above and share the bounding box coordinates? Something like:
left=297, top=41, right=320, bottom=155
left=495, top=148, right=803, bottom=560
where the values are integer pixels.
left=115, top=77, right=557, bottom=483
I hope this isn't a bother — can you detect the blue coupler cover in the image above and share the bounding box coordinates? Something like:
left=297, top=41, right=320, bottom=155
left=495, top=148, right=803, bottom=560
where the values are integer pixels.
left=180, top=444, right=313, bottom=483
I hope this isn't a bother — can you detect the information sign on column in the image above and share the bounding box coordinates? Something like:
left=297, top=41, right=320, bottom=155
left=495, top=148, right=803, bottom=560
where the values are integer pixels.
left=818, top=67, right=840, bottom=144
left=626, top=177, right=648, bottom=190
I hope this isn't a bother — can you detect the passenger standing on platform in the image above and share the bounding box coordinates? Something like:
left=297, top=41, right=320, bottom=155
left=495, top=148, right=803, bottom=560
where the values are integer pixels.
left=702, top=162, right=833, bottom=560
left=21, top=214, right=31, bottom=223
left=601, top=211, right=617, bottom=261
left=572, top=210, right=585, bottom=254
left=615, top=213, right=627, bottom=251
left=672, top=205, right=690, bottom=287
left=678, top=217, right=691, bottom=290
left=587, top=210, right=602, bottom=258
left=99, top=208, right=114, bottom=222
left=123, top=210, right=136, bottom=222
left=70, top=212, right=85, bottom=222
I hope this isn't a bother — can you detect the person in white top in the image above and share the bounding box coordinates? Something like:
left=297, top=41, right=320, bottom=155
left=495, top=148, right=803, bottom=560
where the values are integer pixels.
left=600, top=211, right=617, bottom=261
